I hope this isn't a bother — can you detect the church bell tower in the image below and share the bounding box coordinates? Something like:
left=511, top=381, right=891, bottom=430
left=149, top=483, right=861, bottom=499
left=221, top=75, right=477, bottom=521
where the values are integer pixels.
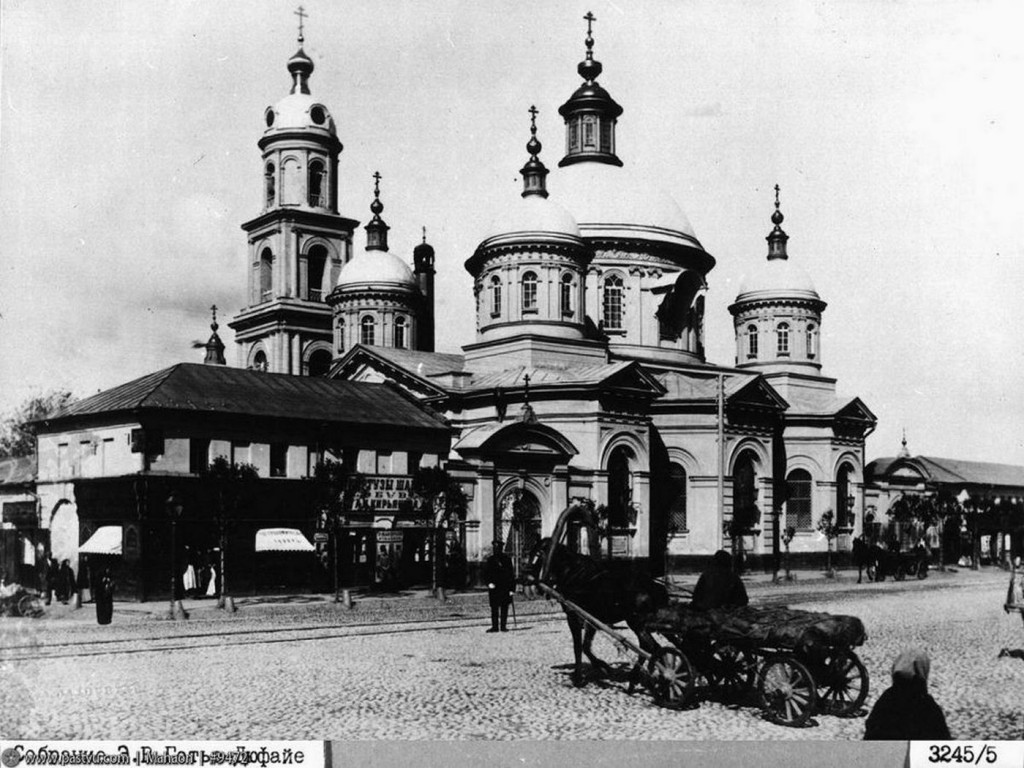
left=229, top=10, right=359, bottom=377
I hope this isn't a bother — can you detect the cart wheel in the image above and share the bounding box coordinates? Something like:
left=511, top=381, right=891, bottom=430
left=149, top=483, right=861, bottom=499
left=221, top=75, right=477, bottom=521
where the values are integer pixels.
left=916, top=561, right=929, bottom=579
left=709, top=643, right=757, bottom=700
left=647, top=647, right=696, bottom=709
left=816, top=650, right=868, bottom=717
left=895, top=564, right=906, bottom=581
left=758, top=656, right=817, bottom=727
left=17, top=594, right=43, bottom=618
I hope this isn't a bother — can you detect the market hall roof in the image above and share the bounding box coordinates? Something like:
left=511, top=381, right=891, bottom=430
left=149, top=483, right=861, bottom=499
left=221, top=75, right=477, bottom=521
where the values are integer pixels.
left=35, top=363, right=449, bottom=432
left=867, top=455, right=1024, bottom=489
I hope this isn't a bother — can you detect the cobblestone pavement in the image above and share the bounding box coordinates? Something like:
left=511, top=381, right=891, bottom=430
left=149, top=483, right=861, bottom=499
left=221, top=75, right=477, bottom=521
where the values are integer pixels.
left=2, top=569, right=1022, bottom=740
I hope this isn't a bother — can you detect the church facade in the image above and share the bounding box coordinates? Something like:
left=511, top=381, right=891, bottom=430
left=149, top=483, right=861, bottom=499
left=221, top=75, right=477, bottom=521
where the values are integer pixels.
left=230, top=15, right=876, bottom=578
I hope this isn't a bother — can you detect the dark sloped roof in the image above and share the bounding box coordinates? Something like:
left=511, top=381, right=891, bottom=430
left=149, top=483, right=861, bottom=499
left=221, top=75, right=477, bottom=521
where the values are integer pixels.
left=867, top=455, right=1024, bottom=487
left=468, top=361, right=638, bottom=389
left=0, top=455, right=35, bottom=486
left=40, top=364, right=448, bottom=431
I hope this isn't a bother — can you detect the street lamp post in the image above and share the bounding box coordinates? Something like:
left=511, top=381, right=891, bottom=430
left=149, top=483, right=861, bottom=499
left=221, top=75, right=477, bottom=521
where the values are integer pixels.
left=166, top=493, right=185, bottom=620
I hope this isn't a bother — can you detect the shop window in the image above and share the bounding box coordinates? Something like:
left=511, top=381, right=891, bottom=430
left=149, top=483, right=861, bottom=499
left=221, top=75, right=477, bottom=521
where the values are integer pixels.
left=786, top=469, right=813, bottom=530
left=189, top=438, right=210, bottom=474
left=270, top=443, right=287, bottom=477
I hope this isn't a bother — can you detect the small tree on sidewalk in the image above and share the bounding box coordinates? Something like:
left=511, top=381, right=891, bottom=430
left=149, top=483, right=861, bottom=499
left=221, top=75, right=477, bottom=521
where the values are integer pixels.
left=201, top=456, right=259, bottom=610
left=816, top=509, right=839, bottom=577
left=409, top=466, right=467, bottom=598
left=779, top=525, right=797, bottom=582
left=312, top=459, right=367, bottom=601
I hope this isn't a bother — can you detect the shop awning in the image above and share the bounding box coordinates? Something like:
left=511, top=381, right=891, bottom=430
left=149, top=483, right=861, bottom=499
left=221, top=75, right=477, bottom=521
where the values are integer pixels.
left=255, top=528, right=315, bottom=553
left=79, top=526, right=123, bottom=555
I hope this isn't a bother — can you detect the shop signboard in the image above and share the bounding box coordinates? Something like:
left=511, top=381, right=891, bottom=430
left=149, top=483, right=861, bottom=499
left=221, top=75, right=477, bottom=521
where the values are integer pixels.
left=2, top=501, right=36, bottom=528
left=361, top=475, right=414, bottom=513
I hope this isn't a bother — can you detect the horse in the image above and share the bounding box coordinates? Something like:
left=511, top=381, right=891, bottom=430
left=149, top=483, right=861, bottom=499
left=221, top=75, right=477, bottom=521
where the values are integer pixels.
left=523, top=537, right=669, bottom=688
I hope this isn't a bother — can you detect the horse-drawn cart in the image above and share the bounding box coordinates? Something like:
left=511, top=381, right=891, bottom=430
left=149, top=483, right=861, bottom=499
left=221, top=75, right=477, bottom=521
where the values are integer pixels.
left=643, top=601, right=869, bottom=726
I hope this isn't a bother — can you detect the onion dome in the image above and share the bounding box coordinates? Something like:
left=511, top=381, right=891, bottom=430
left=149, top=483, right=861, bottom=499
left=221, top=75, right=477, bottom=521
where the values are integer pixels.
left=558, top=12, right=623, bottom=168
left=734, top=186, right=822, bottom=304
left=336, top=175, right=416, bottom=290
left=203, top=305, right=226, bottom=366
left=262, top=19, right=336, bottom=136
left=520, top=106, right=550, bottom=198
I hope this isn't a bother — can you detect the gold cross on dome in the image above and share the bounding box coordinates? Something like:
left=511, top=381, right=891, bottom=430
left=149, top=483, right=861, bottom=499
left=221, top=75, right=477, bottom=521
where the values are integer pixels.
left=295, top=6, right=307, bottom=44
left=528, top=105, right=538, bottom=133
left=373, top=171, right=382, bottom=197
left=584, top=11, right=596, bottom=35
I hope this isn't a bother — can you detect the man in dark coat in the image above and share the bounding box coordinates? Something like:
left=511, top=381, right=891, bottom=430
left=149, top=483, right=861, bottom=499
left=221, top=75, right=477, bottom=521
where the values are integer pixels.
left=95, top=569, right=115, bottom=625
left=482, top=540, right=515, bottom=633
left=691, top=549, right=748, bottom=611
left=864, top=648, right=951, bottom=740
left=57, top=559, right=75, bottom=604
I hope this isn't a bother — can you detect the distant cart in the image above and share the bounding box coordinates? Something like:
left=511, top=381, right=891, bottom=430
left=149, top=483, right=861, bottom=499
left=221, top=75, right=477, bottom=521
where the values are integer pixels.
left=643, top=601, right=869, bottom=727
left=0, top=584, right=44, bottom=618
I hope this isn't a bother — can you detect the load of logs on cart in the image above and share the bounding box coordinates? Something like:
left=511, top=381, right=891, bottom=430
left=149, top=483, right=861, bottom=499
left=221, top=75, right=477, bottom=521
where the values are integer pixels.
left=536, top=581, right=869, bottom=727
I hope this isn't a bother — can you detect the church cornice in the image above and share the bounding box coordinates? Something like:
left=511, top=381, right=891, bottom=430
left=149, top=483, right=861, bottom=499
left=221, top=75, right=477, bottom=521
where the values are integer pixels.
left=728, top=295, right=827, bottom=316
left=466, top=235, right=589, bottom=276
left=242, top=208, right=359, bottom=235
left=258, top=130, right=342, bottom=153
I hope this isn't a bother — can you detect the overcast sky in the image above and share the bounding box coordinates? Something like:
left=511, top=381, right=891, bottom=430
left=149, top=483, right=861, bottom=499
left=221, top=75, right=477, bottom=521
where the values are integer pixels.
left=1, top=0, right=1022, bottom=465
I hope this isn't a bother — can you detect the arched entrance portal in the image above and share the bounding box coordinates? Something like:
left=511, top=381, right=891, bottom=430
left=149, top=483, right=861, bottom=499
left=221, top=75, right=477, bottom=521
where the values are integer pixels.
left=498, top=489, right=542, bottom=584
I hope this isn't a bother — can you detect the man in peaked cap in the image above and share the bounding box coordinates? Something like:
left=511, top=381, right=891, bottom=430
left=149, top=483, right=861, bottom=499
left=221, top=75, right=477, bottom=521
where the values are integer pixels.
left=482, top=539, right=515, bottom=633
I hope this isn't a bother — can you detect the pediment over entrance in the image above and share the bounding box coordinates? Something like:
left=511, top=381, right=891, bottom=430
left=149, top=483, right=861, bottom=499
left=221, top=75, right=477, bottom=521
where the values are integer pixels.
left=454, top=421, right=578, bottom=460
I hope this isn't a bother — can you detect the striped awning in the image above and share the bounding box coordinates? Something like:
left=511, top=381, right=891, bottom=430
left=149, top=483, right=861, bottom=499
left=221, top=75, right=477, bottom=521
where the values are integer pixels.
left=254, top=528, right=315, bottom=553
left=79, top=526, right=123, bottom=555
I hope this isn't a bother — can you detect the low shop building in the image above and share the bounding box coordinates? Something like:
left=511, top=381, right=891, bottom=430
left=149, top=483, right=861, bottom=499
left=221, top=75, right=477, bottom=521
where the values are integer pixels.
left=32, top=362, right=451, bottom=600
left=865, top=443, right=1024, bottom=566
left=0, top=455, right=42, bottom=587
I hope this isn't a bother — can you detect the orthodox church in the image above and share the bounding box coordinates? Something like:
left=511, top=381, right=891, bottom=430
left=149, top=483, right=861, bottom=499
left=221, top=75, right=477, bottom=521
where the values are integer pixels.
left=228, top=15, right=876, bottom=576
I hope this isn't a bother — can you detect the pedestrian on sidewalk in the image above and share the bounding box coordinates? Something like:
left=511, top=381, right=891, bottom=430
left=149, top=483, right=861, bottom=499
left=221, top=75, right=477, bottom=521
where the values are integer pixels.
left=483, top=540, right=515, bottom=633
left=999, top=555, right=1024, bottom=660
left=94, top=568, right=115, bottom=625
left=864, top=648, right=951, bottom=741
left=57, top=559, right=75, bottom=604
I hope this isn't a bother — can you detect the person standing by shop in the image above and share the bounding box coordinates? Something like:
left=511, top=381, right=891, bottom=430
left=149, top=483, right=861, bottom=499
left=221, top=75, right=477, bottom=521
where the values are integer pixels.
left=57, top=559, right=75, bottom=604
left=482, top=540, right=515, bottom=633
left=999, top=555, right=1024, bottom=659
left=94, top=569, right=115, bottom=625
left=44, top=555, right=58, bottom=605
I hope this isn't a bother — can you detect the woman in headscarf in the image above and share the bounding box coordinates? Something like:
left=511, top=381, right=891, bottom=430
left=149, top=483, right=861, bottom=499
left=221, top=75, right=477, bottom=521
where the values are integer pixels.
left=94, top=569, right=115, bottom=625
left=690, top=550, right=748, bottom=611
left=864, top=648, right=951, bottom=740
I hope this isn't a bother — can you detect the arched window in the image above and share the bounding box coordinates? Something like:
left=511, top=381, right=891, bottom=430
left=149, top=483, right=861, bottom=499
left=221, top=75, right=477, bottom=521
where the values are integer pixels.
left=776, top=323, right=790, bottom=356
left=560, top=273, right=574, bottom=317
left=836, top=463, right=854, bottom=528
left=281, top=157, right=301, bottom=205
left=337, top=318, right=345, bottom=354
left=732, top=451, right=759, bottom=530
left=308, top=160, right=325, bottom=207
left=264, top=163, right=275, bottom=207
left=259, top=248, right=273, bottom=301
left=603, top=274, right=624, bottom=330
left=786, top=469, right=813, bottom=530
left=307, top=349, right=332, bottom=377
left=807, top=323, right=817, bottom=359
left=669, top=463, right=687, bottom=533
left=360, top=315, right=376, bottom=346
left=306, top=245, right=327, bottom=302
left=252, top=350, right=268, bottom=372
left=583, top=115, right=596, bottom=147
left=521, top=271, right=538, bottom=312
left=394, top=316, right=407, bottom=349
left=607, top=446, right=633, bottom=528
left=490, top=276, right=502, bottom=317
left=747, top=324, right=758, bottom=358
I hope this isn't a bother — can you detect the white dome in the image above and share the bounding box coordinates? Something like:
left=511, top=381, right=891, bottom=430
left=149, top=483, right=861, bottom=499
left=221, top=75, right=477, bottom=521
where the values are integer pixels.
left=265, top=93, right=336, bottom=134
left=484, top=194, right=580, bottom=240
left=735, top=258, right=821, bottom=304
left=336, top=249, right=417, bottom=290
left=556, top=162, right=700, bottom=247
